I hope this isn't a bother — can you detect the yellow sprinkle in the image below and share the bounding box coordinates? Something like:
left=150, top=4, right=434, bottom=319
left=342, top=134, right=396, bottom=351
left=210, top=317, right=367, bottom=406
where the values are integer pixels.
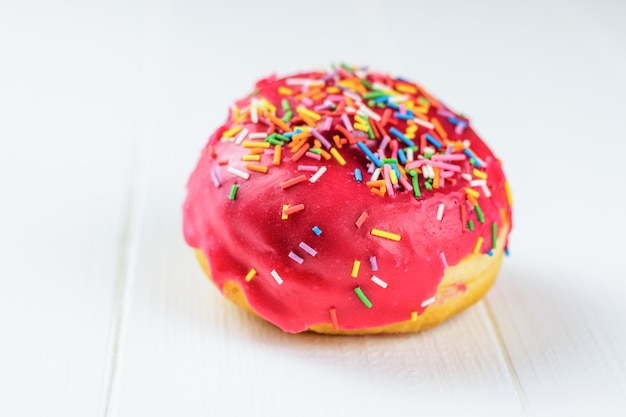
left=242, top=155, right=261, bottom=161
left=232, top=106, right=240, bottom=120
left=222, top=125, right=243, bottom=138
left=329, top=148, right=346, bottom=166
left=353, top=123, right=370, bottom=132
left=296, top=106, right=321, bottom=121
left=406, top=125, right=418, bottom=133
left=282, top=204, right=289, bottom=220
left=260, top=98, right=276, bottom=114
left=273, top=145, right=282, bottom=166
left=473, top=236, right=484, bottom=254
left=390, top=168, right=398, bottom=185
left=396, top=83, right=417, bottom=94
left=242, top=141, right=270, bottom=149
left=354, top=115, right=367, bottom=125
left=370, top=228, right=401, bottom=241
left=278, top=86, right=293, bottom=95
left=248, top=148, right=265, bottom=155
left=504, top=181, right=514, bottom=206
left=405, top=133, right=415, bottom=139
left=411, top=311, right=418, bottom=321
left=351, top=260, right=361, bottom=278
left=326, top=86, right=341, bottom=94
left=413, top=106, right=429, bottom=114
left=245, top=268, right=257, bottom=282
left=473, top=169, right=487, bottom=180
left=246, top=164, right=269, bottom=173
left=465, top=188, right=480, bottom=198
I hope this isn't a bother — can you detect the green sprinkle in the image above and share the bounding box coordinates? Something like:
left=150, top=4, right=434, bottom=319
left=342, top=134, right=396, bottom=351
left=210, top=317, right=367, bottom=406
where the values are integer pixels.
left=363, top=91, right=386, bottom=99
left=410, top=170, right=421, bottom=198
left=354, top=286, right=372, bottom=308
left=360, top=79, right=374, bottom=90
left=382, top=158, right=398, bottom=165
left=368, top=99, right=376, bottom=107
left=475, top=205, right=485, bottom=223
left=281, top=98, right=291, bottom=111
left=308, top=148, right=322, bottom=155
left=275, top=134, right=289, bottom=142
left=340, top=62, right=353, bottom=73
left=249, top=88, right=260, bottom=98
left=417, top=96, right=429, bottom=106
left=376, top=102, right=385, bottom=108
left=492, top=222, right=497, bottom=249
left=266, top=137, right=282, bottom=146
left=425, top=181, right=432, bottom=190
left=468, top=220, right=475, bottom=231
left=228, top=184, right=239, bottom=201
left=424, top=152, right=433, bottom=159
left=281, top=111, right=293, bottom=123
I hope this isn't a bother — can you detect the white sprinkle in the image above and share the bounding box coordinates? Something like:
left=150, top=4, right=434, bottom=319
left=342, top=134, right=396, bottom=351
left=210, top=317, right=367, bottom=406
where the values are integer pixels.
left=249, top=132, right=267, bottom=140
left=372, top=82, right=393, bottom=92
left=412, top=118, right=434, bottom=129
left=371, top=275, right=388, bottom=289
left=470, top=179, right=487, bottom=187
left=387, top=94, right=410, bottom=104
left=437, top=203, right=445, bottom=221
left=421, top=297, right=435, bottom=307
left=298, top=242, right=317, bottom=257
left=406, top=147, right=414, bottom=162
left=251, top=104, right=259, bottom=124
left=423, top=146, right=436, bottom=155
left=462, top=173, right=473, bottom=181
left=220, top=136, right=235, bottom=143
left=369, top=256, right=378, bottom=271
left=440, top=251, right=448, bottom=268
left=270, top=269, right=284, bottom=285
left=482, top=183, right=492, bottom=198
left=342, top=89, right=361, bottom=102
left=309, top=166, right=327, bottom=183
left=234, top=128, right=249, bottom=145
left=288, top=251, right=304, bottom=264
left=370, top=167, right=381, bottom=182
left=357, top=103, right=382, bottom=122
left=345, top=106, right=358, bottom=113
left=297, top=165, right=319, bottom=172
left=227, top=166, right=250, bottom=180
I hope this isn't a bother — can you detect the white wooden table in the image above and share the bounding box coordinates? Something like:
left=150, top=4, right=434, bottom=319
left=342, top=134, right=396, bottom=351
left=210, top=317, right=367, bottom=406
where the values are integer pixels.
left=2, top=1, right=625, bottom=416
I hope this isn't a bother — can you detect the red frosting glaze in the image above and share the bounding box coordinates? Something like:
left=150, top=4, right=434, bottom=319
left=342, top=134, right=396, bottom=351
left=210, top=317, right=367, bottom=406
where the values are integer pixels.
left=183, top=66, right=512, bottom=333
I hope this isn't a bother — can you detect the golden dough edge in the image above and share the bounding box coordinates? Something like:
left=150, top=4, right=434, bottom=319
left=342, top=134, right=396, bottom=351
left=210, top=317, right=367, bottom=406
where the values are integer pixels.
left=194, top=223, right=510, bottom=335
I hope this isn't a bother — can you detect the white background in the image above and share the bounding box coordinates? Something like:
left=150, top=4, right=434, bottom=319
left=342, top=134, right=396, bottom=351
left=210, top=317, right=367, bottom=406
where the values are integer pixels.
left=1, top=1, right=625, bottom=416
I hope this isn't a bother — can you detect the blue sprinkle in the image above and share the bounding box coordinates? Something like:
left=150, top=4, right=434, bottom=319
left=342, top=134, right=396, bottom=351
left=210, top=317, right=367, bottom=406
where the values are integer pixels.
left=373, top=96, right=389, bottom=103
left=356, top=141, right=382, bottom=167
left=487, top=249, right=493, bottom=257
left=354, top=168, right=362, bottom=182
left=283, top=132, right=295, bottom=138
left=312, top=226, right=322, bottom=236
left=447, top=116, right=461, bottom=125
left=389, top=127, right=415, bottom=147
left=397, top=148, right=407, bottom=165
left=463, top=148, right=481, bottom=167
left=386, top=101, right=400, bottom=111
left=393, top=112, right=413, bottom=120
left=505, top=247, right=510, bottom=256
left=424, top=133, right=442, bottom=149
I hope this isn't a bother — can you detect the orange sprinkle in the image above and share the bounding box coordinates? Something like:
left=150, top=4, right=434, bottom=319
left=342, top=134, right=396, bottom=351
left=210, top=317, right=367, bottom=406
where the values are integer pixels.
left=336, top=125, right=354, bottom=143
left=246, top=164, right=269, bottom=174
left=218, top=159, right=229, bottom=166
left=366, top=180, right=386, bottom=187
left=355, top=211, right=369, bottom=228
left=280, top=174, right=307, bottom=189
left=300, top=114, right=317, bottom=127
left=248, top=148, right=265, bottom=155
left=326, top=86, right=341, bottom=94
left=433, top=167, right=440, bottom=189
left=371, top=186, right=386, bottom=197
left=396, top=82, right=417, bottom=94
left=460, top=204, right=467, bottom=232
left=283, top=204, right=304, bottom=215
left=333, top=134, right=342, bottom=149
left=467, top=193, right=478, bottom=206
left=319, top=149, right=332, bottom=160
left=273, top=145, right=282, bottom=166
left=265, top=112, right=293, bottom=132
left=381, top=108, right=392, bottom=127
left=291, top=143, right=310, bottom=162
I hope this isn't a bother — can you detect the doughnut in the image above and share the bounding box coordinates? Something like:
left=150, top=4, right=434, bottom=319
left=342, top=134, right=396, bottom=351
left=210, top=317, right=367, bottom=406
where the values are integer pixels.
left=183, top=65, right=513, bottom=334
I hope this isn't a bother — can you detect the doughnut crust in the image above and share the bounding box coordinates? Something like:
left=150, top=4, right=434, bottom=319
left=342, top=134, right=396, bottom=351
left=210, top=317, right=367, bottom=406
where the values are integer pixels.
left=183, top=66, right=513, bottom=334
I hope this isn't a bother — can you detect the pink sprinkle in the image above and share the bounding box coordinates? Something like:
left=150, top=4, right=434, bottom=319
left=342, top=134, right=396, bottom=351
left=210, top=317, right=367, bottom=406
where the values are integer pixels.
left=341, top=114, right=353, bottom=131
left=390, top=139, right=398, bottom=160
left=321, top=117, right=332, bottom=132
left=405, top=159, right=461, bottom=172
left=383, top=164, right=395, bottom=198
left=398, top=175, right=413, bottom=192
left=431, top=154, right=466, bottom=161
left=298, top=165, right=319, bottom=172
left=302, top=97, right=314, bottom=106
left=305, top=152, right=322, bottom=161
left=378, top=135, right=390, bottom=152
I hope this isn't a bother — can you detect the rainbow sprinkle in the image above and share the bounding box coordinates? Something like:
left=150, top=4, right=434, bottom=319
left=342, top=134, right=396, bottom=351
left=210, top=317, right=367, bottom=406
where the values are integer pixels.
left=354, top=286, right=373, bottom=308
